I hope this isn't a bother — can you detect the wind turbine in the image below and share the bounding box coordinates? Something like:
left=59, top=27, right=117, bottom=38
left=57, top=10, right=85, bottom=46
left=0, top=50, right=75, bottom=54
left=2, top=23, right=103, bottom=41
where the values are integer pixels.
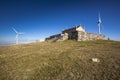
left=98, top=12, right=102, bottom=34
left=12, top=27, right=24, bottom=44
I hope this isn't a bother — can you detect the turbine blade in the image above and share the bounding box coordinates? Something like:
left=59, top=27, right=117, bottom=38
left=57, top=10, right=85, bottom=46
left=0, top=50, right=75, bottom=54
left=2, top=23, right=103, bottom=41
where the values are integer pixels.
left=12, top=27, right=18, bottom=33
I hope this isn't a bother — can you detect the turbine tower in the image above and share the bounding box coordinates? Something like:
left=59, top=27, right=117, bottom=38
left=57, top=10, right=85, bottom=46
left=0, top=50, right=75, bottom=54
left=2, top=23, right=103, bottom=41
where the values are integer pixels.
left=12, top=27, right=24, bottom=44
left=98, top=12, right=102, bottom=34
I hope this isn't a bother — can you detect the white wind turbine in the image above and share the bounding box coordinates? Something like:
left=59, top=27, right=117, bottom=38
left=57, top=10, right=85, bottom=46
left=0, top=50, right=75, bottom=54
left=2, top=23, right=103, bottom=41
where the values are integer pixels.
left=98, top=12, right=102, bottom=34
left=12, top=27, right=24, bottom=44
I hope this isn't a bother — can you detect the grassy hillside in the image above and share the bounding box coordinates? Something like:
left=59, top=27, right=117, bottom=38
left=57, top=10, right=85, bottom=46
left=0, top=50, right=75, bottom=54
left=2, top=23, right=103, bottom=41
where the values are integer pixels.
left=0, top=40, right=120, bottom=80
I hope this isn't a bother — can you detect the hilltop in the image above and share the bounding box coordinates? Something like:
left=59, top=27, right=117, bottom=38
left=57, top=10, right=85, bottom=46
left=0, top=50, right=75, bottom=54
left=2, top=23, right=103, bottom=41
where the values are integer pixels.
left=0, top=40, right=120, bottom=80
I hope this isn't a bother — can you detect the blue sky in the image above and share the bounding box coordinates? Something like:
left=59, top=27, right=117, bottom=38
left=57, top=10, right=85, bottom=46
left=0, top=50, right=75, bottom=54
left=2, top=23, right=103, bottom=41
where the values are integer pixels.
left=0, top=0, right=120, bottom=44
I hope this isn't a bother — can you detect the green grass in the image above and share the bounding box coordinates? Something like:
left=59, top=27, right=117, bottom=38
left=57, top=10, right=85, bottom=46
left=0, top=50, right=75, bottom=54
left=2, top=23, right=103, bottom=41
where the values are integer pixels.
left=0, top=40, right=120, bottom=80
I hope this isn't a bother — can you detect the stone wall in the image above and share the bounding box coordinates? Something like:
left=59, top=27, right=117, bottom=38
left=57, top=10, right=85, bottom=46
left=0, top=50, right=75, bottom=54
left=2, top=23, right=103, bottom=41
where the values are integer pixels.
left=77, top=31, right=87, bottom=41
left=77, top=32, right=105, bottom=41
left=61, top=33, right=68, bottom=41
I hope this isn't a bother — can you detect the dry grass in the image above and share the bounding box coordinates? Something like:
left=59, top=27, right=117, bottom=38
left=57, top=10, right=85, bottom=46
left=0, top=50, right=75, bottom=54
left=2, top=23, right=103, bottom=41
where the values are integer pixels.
left=0, top=40, right=120, bottom=80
